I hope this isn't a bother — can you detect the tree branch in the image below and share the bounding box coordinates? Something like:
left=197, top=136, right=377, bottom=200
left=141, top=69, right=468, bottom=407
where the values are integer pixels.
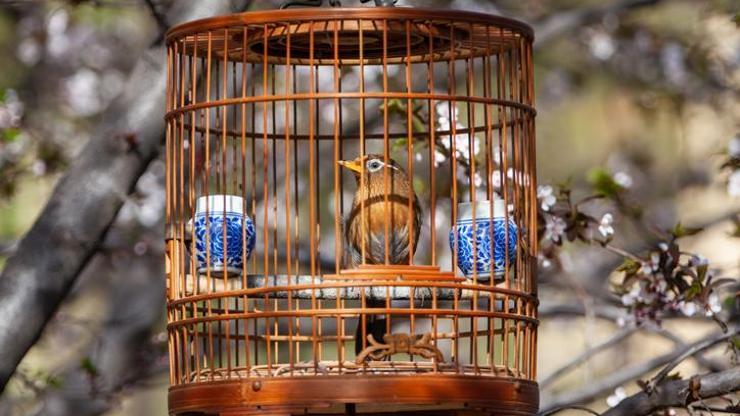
left=0, top=0, right=253, bottom=395
left=539, top=405, right=600, bottom=416
left=539, top=331, right=734, bottom=414
left=142, top=0, right=169, bottom=40
left=602, top=366, right=740, bottom=416
left=646, top=329, right=738, bottom=393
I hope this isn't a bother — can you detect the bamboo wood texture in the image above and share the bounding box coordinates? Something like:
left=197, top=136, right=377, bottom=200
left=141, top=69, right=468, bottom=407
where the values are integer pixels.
left=165, top=6, right=537, bottom=415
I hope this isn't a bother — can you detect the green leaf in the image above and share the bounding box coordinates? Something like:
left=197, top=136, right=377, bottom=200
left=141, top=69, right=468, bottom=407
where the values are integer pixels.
left=381, top=98, right=406, bottom=115
left=665, top=371, right=682, bottom=381
left=1, top=129, right=20, bottom=142
left=587, top=168, right=622, bottom=198
left=684, top=280, right=702, bottom=300
left=45, top=374, right=64, bottom=389
left=696, top=263, right=708, bottom=282
left=616, top=258, right=641, bottom=275
left=79, top=357, right=98, bottom=377
left=670, top=222, right=702, bottom=238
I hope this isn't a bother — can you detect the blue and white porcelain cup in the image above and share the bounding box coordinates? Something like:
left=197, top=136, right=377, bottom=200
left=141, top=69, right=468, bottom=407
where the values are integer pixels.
left=193, top=195, right=255, bottom=276
left=449, top=199, right=517, bottom=279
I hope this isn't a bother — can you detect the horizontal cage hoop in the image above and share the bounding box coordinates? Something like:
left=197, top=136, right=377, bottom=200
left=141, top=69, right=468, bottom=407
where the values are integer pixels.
left=165, top=92, right=537, bottom=122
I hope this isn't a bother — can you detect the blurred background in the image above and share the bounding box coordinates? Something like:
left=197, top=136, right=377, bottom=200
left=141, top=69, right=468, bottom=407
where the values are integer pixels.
left=0, top=0, right=737, bottom=415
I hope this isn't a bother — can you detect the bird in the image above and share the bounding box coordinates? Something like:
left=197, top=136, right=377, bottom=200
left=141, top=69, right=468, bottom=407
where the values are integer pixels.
left=338, top=154, right=422, bottom=356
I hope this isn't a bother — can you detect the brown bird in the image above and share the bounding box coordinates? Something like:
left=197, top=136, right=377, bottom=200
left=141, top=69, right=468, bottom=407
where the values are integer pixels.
left=338, top=154, right=422, bottom=356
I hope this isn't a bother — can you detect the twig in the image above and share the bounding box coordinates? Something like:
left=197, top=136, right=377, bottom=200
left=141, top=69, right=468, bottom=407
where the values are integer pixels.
left=603, top=243, right=641, bottom=261
left=646, top=329, right=739, bottom=394
left=540, top=327, right=638, bottom=388
left=142, top=0, right=168, bottom=33
left=538, top=405, right=600, bottom=416
left=602, top=366, right=740, bottom=416
left=691, top=404, right=740, bottom=414
left=654, top=329, right=727, bottom=373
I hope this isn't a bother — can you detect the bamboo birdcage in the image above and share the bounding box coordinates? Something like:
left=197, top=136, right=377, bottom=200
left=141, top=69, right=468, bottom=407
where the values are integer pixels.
left=165, top=5, right=538, bottom=415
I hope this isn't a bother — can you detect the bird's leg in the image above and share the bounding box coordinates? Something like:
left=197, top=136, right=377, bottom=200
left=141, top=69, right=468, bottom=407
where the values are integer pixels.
left=354, top=297, right=388, bottom=357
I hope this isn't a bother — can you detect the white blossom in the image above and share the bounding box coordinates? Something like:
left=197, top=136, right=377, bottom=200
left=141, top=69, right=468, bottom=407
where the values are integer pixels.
left=728, top=170, right=740, bottom=197
left=616, top=313, right=634, bottom=328
left=538, top=253, right=553, bottom=269
left=678, top=301, right=696, bottom=317
left=474, top=172, right=483, bottom=187
left=64, top=68, right=103, bottom=116
left=589, top=32, right=616, bottom=61
left=621, top=283, right=642, bottom=306
left=544, top=216, right=566, bottom=243
left=598, top=213, right=614, bottom=238
left=435, top=102, right=478, bottom=163
left=690, top=254, right=708, bottom=267
left=31, top=160, right=46, bottom=176
left=654, top=277, right=667, bottom=292
left=606, top=387, right=627, bottom=407
left=729, top=135, right=740, bottom=158
left=705, top=293, right=722, bottom=316
left=613, top=171, right=633, bottom=188
left=17, top=38, right=41, bottom=66
left=0, top=89, right=23, bottom=129
left=640, top=253, right=660, bottom=275
left=537, top=185, right=556, bottom=211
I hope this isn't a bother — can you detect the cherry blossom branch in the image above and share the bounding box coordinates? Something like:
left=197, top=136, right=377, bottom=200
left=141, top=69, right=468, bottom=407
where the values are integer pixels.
left=539, top=331, right=734, bottom=414
left=602, top=366, right=740, bottom=416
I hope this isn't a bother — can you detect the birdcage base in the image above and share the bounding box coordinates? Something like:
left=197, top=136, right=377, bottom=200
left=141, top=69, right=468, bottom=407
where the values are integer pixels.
left=169, top=375, right=538, bottom=415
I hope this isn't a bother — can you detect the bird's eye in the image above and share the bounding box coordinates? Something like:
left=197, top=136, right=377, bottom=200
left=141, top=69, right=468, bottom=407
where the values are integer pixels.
left=367, top=160, right=383, bottom=172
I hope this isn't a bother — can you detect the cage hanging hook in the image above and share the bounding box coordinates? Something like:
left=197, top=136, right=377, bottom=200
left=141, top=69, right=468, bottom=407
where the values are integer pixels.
left=360, top=0, right=397, bottom=6
left=280, top=0, right=341, bottom=9
left=280, top=0, right=396, bottom=9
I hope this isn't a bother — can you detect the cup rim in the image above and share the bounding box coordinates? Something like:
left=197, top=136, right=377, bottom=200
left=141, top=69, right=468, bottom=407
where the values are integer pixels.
left=457, top=198, right=506, bottom=219
left=195, top=194, right=245, bottom=214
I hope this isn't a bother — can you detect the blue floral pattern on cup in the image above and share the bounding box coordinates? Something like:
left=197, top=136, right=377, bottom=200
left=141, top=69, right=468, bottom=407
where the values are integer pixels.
left=450, top=217, right=517, bottom=277
left=194, top=212, right=255, bottom=275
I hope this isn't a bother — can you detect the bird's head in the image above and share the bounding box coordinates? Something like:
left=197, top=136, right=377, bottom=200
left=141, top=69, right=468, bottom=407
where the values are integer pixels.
left=338, top=154, right=406, bottom=182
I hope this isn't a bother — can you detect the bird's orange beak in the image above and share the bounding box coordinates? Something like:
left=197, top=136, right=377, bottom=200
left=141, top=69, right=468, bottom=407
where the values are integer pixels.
left=338, top=159, right=363, bottom=173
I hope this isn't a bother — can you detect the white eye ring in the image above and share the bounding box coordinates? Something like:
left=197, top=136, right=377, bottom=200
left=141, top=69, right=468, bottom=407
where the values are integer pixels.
left=366, top=159, right=384, bottom=172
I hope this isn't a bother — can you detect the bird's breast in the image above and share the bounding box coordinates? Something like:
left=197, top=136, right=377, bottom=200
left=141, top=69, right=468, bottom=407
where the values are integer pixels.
left=345, top=194, right=421, bottom=266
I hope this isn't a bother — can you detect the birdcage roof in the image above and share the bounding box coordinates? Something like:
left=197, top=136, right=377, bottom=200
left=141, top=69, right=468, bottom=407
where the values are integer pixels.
left=166, top=7, right=533, bottom=65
